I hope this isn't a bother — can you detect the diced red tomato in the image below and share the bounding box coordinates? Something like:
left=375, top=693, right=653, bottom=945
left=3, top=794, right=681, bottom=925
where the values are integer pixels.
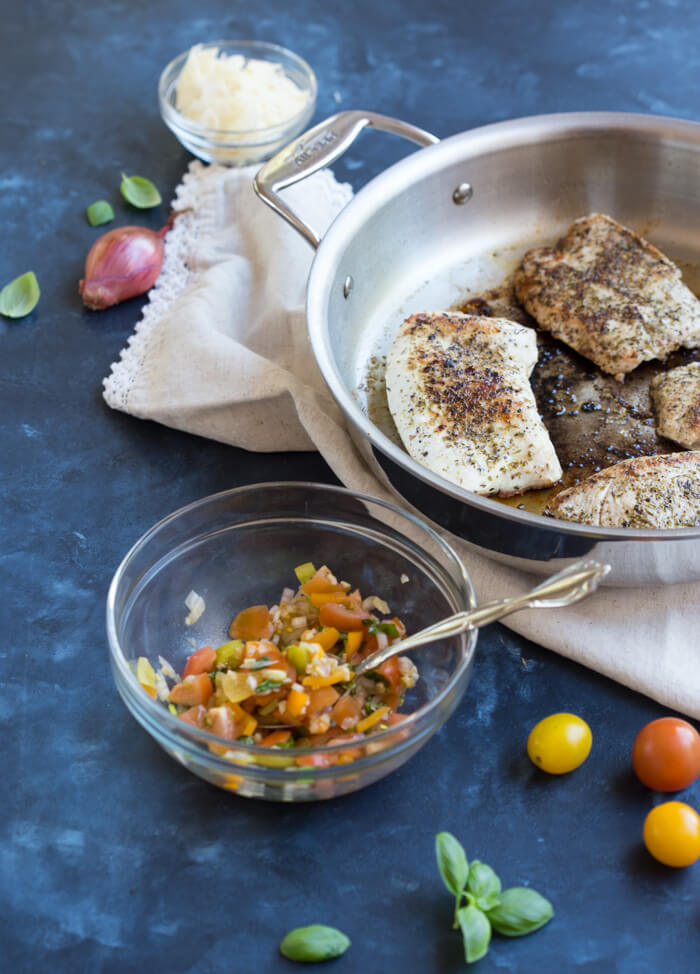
left=295, top=752, right=334, bottom=768
left=229, top=605, right=273, bottom=641
left=183, top=645, right=216, bottom=678
left=377, top=656, right=402, bottom=690
left=206, top=705, right=237, bottom=740
left=259, top=730, right=292, bottom=747
left=331, top=694, right=363, bottom=728
left=169, top=673, right=213, bottom=707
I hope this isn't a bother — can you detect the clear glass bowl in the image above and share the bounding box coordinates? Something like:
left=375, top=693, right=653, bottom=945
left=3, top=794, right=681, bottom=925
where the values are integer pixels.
left=158, top=40, right=317, bottom=166
left=106, top=483, right=477, bottom=801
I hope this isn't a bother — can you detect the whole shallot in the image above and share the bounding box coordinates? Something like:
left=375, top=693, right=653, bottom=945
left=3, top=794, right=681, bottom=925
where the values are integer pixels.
left=79, top=216, right=174, bottom=310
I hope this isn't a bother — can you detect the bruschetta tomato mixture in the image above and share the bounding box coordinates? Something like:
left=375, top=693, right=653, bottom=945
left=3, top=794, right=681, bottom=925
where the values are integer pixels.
left=136, top=563, right=418, bottom=766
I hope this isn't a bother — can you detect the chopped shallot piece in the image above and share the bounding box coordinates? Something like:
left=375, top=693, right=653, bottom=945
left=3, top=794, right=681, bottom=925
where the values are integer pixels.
left=184, top=590, right=206, bottom=626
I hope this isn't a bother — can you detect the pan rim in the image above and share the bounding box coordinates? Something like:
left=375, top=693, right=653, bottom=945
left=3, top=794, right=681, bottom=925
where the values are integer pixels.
left=307, top=109, right=700, bottom=543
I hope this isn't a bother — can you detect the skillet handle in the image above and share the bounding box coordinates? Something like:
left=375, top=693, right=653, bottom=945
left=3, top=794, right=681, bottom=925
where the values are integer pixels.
left=254, top=110, right=439, bottom=249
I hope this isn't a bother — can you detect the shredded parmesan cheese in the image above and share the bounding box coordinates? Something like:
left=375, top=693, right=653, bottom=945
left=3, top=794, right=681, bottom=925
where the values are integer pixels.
left=175, top=45, right=308, bottom=130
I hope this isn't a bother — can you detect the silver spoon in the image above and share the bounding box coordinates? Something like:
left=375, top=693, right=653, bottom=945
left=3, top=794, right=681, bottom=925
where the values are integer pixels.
left=353, top=558, right=610, bottom=679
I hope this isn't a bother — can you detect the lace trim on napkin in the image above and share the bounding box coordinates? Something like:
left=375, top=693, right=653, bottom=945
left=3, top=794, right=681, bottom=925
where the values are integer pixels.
left=102, top=161, right=352, bottom=412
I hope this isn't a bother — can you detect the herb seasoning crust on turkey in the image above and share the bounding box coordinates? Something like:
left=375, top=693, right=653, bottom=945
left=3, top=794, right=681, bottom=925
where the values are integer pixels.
left=514, top=214, right=700, bottom=380
left=385, top=312, right=562, bottom=496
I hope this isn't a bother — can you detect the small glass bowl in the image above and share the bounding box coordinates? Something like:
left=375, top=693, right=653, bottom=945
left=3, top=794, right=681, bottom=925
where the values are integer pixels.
left=107, top=483, right=477, bottom=801
left=158, top=40, right=317, bottom=166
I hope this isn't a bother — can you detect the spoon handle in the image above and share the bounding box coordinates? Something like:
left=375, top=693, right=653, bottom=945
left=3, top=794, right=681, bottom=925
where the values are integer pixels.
left=353, top=559, right=609, bottom=677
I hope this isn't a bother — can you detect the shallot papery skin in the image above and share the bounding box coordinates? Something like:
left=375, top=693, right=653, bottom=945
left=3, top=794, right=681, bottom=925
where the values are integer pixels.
left=79, top=219, right=172, bottom=310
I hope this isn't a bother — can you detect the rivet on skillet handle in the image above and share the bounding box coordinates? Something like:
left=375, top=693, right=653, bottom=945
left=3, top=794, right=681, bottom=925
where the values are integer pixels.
left=254, top=110, right=439, bottom=249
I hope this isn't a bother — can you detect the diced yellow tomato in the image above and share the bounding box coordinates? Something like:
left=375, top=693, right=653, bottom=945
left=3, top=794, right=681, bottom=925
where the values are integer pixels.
left=345, top=631, right=363, bottom=659
left=286, top=687, right=310, bottom=718
left=183, top=645, right=216, bottom=678
left=302, top=671, right=349, bottom=689
left=259, top=730, right=292, bottom=747
left=356, top=705, right=391, bottom=734
left=229, top=605, right=273, bottom=641
left=169, top=673, right=213, bottom=707
left=311, top=627, right=340, bottom=651
left=136, top=657, right=157, bottom=698
left=319, top=603, right=369, bottom=631
left=307, top=686, right=340, bottom=712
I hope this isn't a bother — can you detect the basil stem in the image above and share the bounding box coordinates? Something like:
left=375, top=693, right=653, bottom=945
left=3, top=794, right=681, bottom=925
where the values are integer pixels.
left=486, top=887, right=554, bottom=937
left=279, top=925, right=350, bottom=963
left=457, top=904, right=491, bottom=963
left=86, top=200, right=114, bottom=226
left=0, top=271, right=40, bottom=319
left=120, top=173, right=162, bottom=209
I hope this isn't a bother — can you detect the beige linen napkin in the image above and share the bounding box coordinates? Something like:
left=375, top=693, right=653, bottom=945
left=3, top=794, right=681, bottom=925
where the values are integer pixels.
left=104, top=162, right=700, bottom=718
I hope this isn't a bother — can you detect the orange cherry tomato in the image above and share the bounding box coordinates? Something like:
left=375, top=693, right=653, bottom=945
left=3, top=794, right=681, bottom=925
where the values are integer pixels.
left=632, top=718, right=700, bottom=791
left=643, top=801, right=700, bottom=867
left=169, top=673, right=213, bottom=707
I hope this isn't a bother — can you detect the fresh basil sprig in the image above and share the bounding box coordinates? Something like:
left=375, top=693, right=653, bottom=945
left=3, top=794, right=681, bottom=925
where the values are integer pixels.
left=255, top=679, right=284, bottom=694
left=279, top=924, right=350, bottom=963
left=435, top=832, right=553, bottom=963
left=367, top=621, right=399, bottom=638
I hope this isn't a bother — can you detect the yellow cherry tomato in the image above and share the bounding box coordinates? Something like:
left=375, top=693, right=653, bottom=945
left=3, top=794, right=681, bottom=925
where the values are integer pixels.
left=527, top=712, right=592, bottom=774
left=643, top=801, right=700, bottom=867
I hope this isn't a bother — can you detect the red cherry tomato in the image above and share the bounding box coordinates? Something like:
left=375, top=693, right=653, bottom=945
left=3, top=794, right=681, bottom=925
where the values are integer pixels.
left=632, top=717, right=700, bottom=791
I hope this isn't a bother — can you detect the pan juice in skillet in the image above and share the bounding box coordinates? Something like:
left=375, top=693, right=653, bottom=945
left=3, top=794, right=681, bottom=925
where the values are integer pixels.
left=358, top=230, right=700, bottom=519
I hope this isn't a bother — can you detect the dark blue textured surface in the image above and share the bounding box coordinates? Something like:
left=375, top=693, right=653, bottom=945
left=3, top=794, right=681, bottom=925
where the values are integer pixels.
left=2, top=1, right=700, bottom=970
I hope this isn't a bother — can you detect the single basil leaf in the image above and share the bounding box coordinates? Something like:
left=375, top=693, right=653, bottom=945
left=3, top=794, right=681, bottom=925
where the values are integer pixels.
left=86, top=199, right=114, bottom=226
left=457, top=904, right=491, bottom=963
left=120, top=173, right=162, bottom=208
left=0, top=271, right=39, bottom=319
left=486, top=887, right=554, bottom=937
left=255, top=679, right=284, bottom=694
left=468, top=860, right=502, bottom=911
left=279, top=925, right=350, bottom=962
left=435, top=832, right=469, bottom=898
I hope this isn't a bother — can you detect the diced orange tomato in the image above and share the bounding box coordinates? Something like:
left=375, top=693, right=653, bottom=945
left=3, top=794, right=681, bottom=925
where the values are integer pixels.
left=319, top=603, right=369, bottom=631
left=307, top=686, right=340, bottom=712
left=308, top=592, right=350, bottom=608
left=300, top=571, right=347, bottom=596
left=345, top=630, right=364, bottom=659
left=286, top=687, right=310, bottom=718
left=183, top=645, right=216, bottom=678
left=178, top=705, right=207, bottom=728
left=331, top=694, right=363, bottom=728
left=244, top=639, right=281, bottom=661
left=259, top=730, right=292, bottom=747
left=206, top=705, right=237, bottom=740
left=229, top=605, right=273, bottom=641
left=311, top=627, right=340, bottom=651
left=356, top=705, right=391, bottom=734
left=169, top=673, right=213, bottom=707
left=140, top=682, right=157, bottom=699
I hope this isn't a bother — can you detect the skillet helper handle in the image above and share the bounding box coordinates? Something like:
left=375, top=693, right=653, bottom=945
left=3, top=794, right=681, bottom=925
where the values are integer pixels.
left=253, top=109, right=439, bottom=249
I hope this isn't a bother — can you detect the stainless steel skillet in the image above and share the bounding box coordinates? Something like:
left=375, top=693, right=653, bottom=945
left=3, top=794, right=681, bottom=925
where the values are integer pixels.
left=256, top=110, right=700, bottom=586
